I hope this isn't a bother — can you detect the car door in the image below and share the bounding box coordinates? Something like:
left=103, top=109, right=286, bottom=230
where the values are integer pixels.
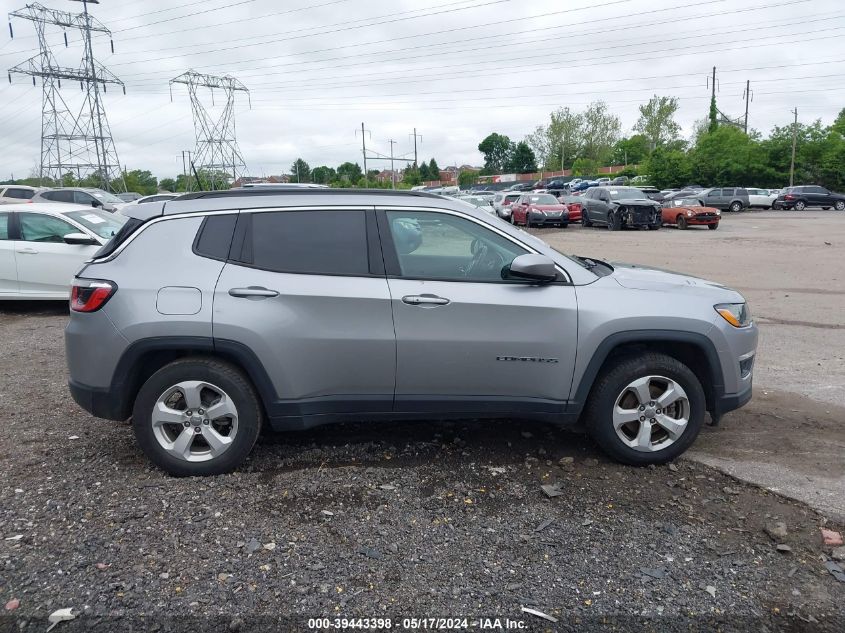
left=0, top=211, right=18, bottom=295
left=378, top=207, right=578, bottom=414
left=212, top=207, right=396, bottom=418
left=809, top=186, right=829, bottom=207
left=590, top=189, right=611, bottom=224
left=15, top=212, right=100, bottom=296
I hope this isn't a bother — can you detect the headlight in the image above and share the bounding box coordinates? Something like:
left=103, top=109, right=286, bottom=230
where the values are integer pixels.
left=687, top=210, right=693, bottom=216
left=714, top=209, right=721, bottom=216
left=715, top=302, right=752, bottom=328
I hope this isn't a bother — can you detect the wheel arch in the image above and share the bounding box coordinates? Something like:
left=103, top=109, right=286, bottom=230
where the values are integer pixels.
left=104, top=337, right=276, bottom=421
left=568, top=330, right=724, bottom=418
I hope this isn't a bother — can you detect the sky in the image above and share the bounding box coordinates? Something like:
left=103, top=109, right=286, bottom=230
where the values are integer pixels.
left=0, top=0, right=842, bottom=181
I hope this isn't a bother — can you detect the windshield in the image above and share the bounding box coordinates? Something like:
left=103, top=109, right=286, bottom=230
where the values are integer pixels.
left=89, top=189, right=125, bottom=204
left=672, top=198, right=702, bottom=207
left=608, top=188, right=646, bottom=200
left=65, top=209, right=127, bottom=239
left=528, top=194, right=559, bottom=204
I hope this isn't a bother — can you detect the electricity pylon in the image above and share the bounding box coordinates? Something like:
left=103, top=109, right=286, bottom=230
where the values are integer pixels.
left=7, top=1, right=126, bottom=191
left=170, top=70, right=250, bottom=191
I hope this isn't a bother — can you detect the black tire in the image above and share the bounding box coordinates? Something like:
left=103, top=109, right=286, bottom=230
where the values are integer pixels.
left=560, top=222, right=568, bottom=229
left=794, top=200, right=806, bottom=211
left=508, top=213, right=514, bottom=224
left=607, top=212, right=620, bottom=231
left=582, top=213, right=592, bottom=228
left=822, top=207, right=830, bottom=210
left=132, top=358, right=263, bottom=477
left=524, top=214, right=531, bottom=228
left=677, top=216, right=688, bottom=230
left=708, top=222, right=719, bottom=230
left=729, top=201, right=743, bottom=213
left=583, top=353, right=706, bottom=465
left=647, top=224, right=660, bottom=230
left=835, top=201, right=845, bottom=211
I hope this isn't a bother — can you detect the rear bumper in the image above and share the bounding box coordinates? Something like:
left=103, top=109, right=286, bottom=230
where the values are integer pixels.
left=69, top=379, right=127, bottom=421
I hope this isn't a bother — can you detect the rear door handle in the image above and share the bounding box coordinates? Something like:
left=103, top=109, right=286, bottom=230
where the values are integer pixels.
left=402, top=294, right=450, bottom=306
left=16, top=248, right=37, bottom=255
left=228, top=286, right=279, bottom=299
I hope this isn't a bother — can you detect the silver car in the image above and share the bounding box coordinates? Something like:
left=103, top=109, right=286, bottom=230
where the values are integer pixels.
left=32, top=187, right=127, bottom=213
left=65, top=190, right=757, bottom=476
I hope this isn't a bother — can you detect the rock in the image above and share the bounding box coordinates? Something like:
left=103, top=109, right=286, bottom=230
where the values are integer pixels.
left=94, top=563, right=109, bottom=570
left=821, top=528, right=843, bottom=547
left=558, top=457, right=574, bottom=465
left=831, top=546, right=845, bottom=561
left=764, top=522, right=788, bottom=541
left=540, top=484, right=563, bottom=498
left=722, top=486, right=740, bottom=495
left=159, top=572, right=169, bottom=580
left=585, top=458, right=599, bottom=466
left=521, top=431, right=533, bottom=439
left=668, top=463, right=679, bottom=472
left=320, top=510, right=334, bottom=517
left=640, top=567, right=667, bottom=580
left=229, top=617, right=244, bottom=631
left=705, top=586, right=716, bottom=598
left=263, top=542, right=276, bottom=551
left=379, top=484, right=396, bottom=491
left=5, top=599, right=19, bottom=611
left=357, top=546, right=383, bottom=560
left=776, top=544, right=792, bottom=553
left=824, top=561, right=845, bottom=583
left=245, top=538, right=261, bottom=553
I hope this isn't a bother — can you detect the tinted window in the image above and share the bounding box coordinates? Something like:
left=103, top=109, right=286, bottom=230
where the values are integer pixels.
left=6, top=188, right=34, bottom=200
left=0, top=213, right=9, bottom=240
left=808, top=186, right=827, bottom=194
left=722, top=188, right=735, bottom=196
left=194, top=214, right=237, bottom=260
left=73, top=191, right=95, bottom=205
left=43, top=190, right=74, bottom=203
left=19, top=213, right=76, bottom=243
left=385, top=210, right=528, bottom=282
left=245, top=210, right=369, bottom=276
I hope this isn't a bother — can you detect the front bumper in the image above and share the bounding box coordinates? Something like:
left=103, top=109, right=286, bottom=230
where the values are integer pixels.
left=712, top=379, right=753, bottom=418
left=688, top=214, right=720, bottom=225
left=620, top=206, right=661, bottom=227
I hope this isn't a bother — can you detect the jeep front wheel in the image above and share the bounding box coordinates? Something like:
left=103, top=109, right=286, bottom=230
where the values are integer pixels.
left=583, top=353, right=705, bottom=465
left=132, top=358, right=263, bottom=476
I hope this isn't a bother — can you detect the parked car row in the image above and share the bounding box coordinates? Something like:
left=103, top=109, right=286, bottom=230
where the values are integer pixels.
left=0, top=185, right=181, bottom=211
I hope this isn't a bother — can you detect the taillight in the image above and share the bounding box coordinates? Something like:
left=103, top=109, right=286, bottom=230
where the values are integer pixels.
left=784, top=194, right=795, bottom=200
left=70, top=279, right=117, bottom=312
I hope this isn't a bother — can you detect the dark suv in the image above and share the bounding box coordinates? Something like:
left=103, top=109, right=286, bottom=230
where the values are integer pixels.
left=696, top=188, right=750, bottom=212
left=773, top=186, right=845, bottom=211
left=581, top=186, right=662, bottom=230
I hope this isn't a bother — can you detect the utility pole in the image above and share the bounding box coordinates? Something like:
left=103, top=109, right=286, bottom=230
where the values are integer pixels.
left=743, top=80, right=751, bottom=134
left=388, top=139, right=397, bottom=190
left=789, top=108, right=798, bottom=187
left=356, top=123, right=371, bottom=186
left=409, top=128, right=422, bottom=167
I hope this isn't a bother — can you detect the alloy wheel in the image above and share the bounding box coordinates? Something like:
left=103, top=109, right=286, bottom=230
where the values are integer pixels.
left=612, top=376, right=690, bottom=452
left=151, top=381, right=239, bottom=463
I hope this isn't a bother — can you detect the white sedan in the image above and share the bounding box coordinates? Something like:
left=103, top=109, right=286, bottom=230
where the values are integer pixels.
left=746, top=188, right=777, bottom=209
left=0, top=203, right=126, bottom=299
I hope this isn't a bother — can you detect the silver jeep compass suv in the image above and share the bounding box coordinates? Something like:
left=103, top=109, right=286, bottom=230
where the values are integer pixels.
left=65, top=189, right=757, bottom=476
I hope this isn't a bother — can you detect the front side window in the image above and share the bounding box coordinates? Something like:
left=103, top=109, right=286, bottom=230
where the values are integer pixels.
left=385, top=210, right=528, bottom=282
left=240, top=210, right=370, bottom=276
left=19, top=213, right=76, bottom=243
left=73, top=191, right=96, bottom=205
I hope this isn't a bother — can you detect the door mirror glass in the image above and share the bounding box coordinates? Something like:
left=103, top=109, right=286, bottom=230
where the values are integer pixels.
left=503, top=254, right=557, bottom=283
left=63, top=232, right=98, bottom=246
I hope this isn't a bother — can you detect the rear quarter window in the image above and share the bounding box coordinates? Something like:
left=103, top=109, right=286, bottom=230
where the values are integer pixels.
left=193, top=214, right=238, bottom=261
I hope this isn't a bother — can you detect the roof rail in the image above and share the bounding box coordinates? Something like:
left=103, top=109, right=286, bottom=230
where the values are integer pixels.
left=173, top=188, right=445, bottom=201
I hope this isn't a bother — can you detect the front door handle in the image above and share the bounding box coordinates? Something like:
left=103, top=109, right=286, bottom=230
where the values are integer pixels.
left=402, top=294, right=450, bottom=306
left=16, top=247, right=37, bottom=255
left=228, top=286, right=279, bottom=299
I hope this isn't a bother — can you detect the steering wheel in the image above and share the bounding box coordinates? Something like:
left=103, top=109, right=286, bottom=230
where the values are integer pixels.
left=464, top=239, right=506, bottom=278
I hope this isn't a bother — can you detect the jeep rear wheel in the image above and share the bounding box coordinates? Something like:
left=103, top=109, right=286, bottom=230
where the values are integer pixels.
left=794, top=200, right=806, bottom=211
left=835, top=201, right=845, bottom=211
left=132, top=358, right=263, bottom=476
left=583, top=353, right=705, bottom=465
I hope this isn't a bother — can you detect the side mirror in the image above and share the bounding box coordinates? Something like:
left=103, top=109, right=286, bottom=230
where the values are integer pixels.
left=63, top=232, right=98, bottom=246
left=91, top=199, right=103, bottom=207
left=503, top=254, right=558, bottom=283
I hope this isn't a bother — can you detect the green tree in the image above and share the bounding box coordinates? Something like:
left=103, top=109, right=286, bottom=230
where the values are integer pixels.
left=290, top=158, right=311, bottom=183
left=428, top=158, right=440, bottom=179
left=458, top=170, right=477, bottom=188
left=311, top=165, right=336, bottom=184
left=122, top=169, right=158, bottom=195
left=634, top=95, right=681, bottom=151
left=507, top=141, right=537, bottom=173
left=547, top=107, right=584, bottom=171
left=611, top=135, right=650, bottom=166
left=403, top=164, right=422, bottom=186
left=478, top=133, right=514, bottom=173
left=571, top=157, right=599, bottom=177
left=159, top=177, right=176, bottom=192
left=418, top=162, right=430, bottom=181
left=336, top=162, right=363, bottom=183
left=645, top=147, right=692, bottom=189
left=708, top=93, right=718, bottom=133
left=525, top=125, right=553, bottom=170
left=581, top=101, right=621, bottom=163
left=690, top=126, right=774, bottom=187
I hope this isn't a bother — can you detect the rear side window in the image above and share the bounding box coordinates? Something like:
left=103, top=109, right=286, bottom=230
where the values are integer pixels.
left=193, top=214, right=237, bottom=260
left=0, top=212, right=9, bottom=239
left=6, top=188, right=34, bottom=199
left=239, top=210, right=370, bottom=276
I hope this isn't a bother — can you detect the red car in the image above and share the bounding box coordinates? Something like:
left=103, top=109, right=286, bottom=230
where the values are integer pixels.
left=661, top=197, right=721, bottom=230
left=555, top=195, right=583, bottom=222
left=510, top=193, right=569, bottom=228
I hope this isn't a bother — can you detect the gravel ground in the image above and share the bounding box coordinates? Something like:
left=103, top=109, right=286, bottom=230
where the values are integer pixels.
left=0, top=304, right=844, bottom=632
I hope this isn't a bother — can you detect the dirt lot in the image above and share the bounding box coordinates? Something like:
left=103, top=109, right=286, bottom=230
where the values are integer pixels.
left=0, top=210, right=844, bottom=631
